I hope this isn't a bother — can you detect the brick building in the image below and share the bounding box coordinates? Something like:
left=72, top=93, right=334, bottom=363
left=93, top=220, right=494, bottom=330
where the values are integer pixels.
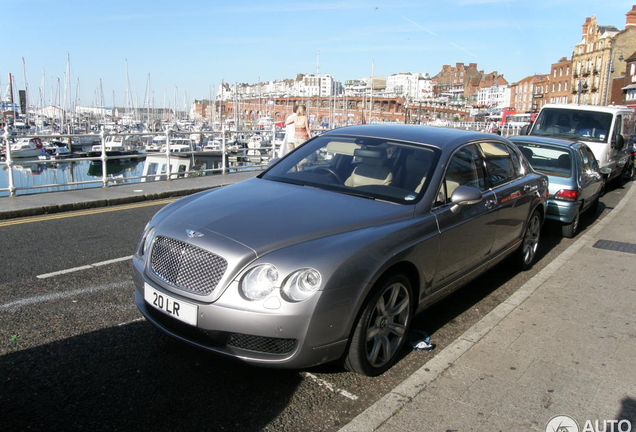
left=572, top=6, right=636, bottom=105
left=547, top=57, right=572, bottom=104
left=433, top=63, right=482, bottom=101
left=510, top=74, right=550, bottom=113
left=609, top=50, right=636, bottom=105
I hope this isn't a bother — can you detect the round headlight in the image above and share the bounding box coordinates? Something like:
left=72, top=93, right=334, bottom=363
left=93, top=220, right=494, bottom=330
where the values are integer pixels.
left=241, top=264, right=279, bottom=301
left=282, top=268, right=322, bottom=301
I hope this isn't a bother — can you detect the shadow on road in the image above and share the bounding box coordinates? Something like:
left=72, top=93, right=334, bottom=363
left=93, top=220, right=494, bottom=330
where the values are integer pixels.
left=0, top=322, right=301, bottom=431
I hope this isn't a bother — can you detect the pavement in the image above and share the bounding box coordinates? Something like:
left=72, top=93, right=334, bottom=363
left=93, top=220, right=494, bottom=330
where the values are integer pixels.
left=1, top=173, right=635, bottom=432
left=341, top=182, right=636, bottom=432
left=0, top=170, right=260, bottom=220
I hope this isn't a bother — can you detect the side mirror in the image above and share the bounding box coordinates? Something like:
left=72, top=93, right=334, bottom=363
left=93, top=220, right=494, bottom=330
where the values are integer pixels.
left=612, top=134, right=625, bottom=150
left=599, top=167, right=612, bottom=176
left=450, top=185, right=483, bottom=213
left=520, top=124, right=530, bottom=135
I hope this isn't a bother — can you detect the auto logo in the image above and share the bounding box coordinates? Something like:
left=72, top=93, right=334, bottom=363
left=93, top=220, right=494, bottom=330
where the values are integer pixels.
left=186, top=229, right=204, bottom=238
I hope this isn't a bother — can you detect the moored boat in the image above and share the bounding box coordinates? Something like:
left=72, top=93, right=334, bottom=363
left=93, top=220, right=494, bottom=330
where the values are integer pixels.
left=1, top=137, right=47, bottom=159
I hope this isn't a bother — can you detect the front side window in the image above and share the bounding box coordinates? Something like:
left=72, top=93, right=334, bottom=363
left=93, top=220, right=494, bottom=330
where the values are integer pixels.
left=438, top=144, right=486, bottom=204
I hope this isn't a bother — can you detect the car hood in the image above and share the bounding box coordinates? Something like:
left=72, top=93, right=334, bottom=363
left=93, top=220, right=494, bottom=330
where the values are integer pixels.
left=160, top=177, right=413, bottom=256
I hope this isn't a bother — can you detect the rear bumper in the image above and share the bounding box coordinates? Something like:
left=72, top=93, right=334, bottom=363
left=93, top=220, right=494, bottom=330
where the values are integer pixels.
left=546, top=199, right=581, bottom=224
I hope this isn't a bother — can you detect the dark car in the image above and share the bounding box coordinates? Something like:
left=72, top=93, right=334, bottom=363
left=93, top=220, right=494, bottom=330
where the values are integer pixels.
left=133, top=125, right=548, bottom=376
left=510, top=136, right=604, bottom=238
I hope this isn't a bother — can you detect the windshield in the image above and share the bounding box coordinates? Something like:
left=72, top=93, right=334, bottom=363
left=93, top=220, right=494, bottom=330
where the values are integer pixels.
left=261, top=134, right=439, bottom=204
left=530, top=108, right=612, bottom=143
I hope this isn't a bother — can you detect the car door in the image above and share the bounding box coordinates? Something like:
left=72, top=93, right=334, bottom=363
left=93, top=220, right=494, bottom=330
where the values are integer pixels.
left=478, top=141, right=533, bottom=257
left=431, top=144, right=497, bottom=288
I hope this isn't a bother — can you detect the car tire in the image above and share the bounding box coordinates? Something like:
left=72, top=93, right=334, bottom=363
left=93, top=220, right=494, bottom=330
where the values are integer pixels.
left=514, top=210, right=542, bottom=271
left=344, top=273, right=413, bottom=376
left=561, top=208, right=580, bottom=238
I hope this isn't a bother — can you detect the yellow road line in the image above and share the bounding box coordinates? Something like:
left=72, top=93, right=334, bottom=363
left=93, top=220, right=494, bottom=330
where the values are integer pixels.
left=0, top=198, right=177, bottom=227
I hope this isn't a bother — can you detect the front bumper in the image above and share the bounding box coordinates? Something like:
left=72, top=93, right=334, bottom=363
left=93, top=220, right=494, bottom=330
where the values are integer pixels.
left=133, top=278, right=351, bottom=369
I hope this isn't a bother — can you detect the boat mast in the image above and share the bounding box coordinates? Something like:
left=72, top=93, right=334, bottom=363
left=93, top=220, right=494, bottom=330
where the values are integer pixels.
left=369, top=60, right=374, bottom=125
left=143, top=73, right=151, bottom=129
left=21, top=58, right=30, bottom=125
left=7, top=73, right=16, bottom=123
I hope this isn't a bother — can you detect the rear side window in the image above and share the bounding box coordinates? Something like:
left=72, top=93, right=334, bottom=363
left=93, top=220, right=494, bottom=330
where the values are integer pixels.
left=478, top=142, right=518, bottom=187
left=578, top=145, right=598, bottom=172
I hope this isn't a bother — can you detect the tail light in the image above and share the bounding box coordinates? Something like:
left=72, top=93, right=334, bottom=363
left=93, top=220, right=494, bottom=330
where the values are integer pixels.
left=554, top=189, right=579, bottom=202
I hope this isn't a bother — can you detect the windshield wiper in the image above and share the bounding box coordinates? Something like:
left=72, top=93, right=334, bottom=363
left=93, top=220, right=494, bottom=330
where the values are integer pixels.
left=332, top=189, right=377, bottom=200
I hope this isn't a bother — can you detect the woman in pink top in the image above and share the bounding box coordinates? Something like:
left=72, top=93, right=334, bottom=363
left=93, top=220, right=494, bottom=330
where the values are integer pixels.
left=292, top=104, right=311, bottom=149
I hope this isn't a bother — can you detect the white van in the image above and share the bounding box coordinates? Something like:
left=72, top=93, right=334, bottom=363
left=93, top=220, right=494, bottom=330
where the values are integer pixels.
left=524, top=103, right=634, bottom=184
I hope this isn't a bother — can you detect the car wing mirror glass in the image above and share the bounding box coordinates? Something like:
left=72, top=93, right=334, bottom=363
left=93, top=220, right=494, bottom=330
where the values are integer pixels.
left=599, top=167, right=612, bottom=175
left=612, top=134, right=625, bottom=150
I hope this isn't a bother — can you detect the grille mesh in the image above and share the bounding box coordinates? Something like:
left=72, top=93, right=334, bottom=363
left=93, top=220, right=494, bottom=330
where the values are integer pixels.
left=227, top=333, right=297, bottom=355
left=150, top=236, right=227, bottom=295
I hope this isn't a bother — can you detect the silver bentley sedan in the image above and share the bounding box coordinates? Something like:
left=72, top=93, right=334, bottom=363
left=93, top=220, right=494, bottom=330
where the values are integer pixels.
left=132, top=125, right=548, bottom=376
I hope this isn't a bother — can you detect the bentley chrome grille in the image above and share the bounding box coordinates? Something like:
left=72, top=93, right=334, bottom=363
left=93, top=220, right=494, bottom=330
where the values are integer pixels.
left=149, top=236, right=228, bottom=295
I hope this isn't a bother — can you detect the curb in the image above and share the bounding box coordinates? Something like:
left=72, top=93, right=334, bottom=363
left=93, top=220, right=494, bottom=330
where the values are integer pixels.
left=339, top=182, right=635, bottom=432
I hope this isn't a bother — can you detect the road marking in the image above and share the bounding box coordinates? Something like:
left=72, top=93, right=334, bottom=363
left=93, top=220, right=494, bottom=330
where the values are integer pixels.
left=0, top=281, right=130, bottom=311
left=0, top=198, right=177, bottom=227
left=302, top=372, right=359, bottom=401
left=37, top=256, right=133, bottom=279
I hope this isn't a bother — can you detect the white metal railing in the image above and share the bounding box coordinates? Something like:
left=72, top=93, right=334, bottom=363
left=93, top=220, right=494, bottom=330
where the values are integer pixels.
left=429, top=121, right=524, bottom=137
left=0, top=122, right=526, bottom=197
left=0, top=125, right=280, bottom=197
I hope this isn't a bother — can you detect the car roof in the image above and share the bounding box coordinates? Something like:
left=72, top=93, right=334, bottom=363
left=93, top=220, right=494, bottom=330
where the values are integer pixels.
left=540, top=103, right=633, bottom=114
left=509, top=135, right=582, bottom=150
left=322, top=124, right=510, bottom=150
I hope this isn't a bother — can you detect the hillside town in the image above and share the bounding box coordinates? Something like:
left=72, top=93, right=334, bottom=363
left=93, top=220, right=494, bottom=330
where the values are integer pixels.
left=191, top=5, right=636, bottom=128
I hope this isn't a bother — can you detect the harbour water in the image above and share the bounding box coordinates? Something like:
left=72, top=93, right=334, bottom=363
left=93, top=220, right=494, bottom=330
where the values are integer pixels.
left=0, top=158, right=146, bottom=197
left=0, top=150, right=265, bottom=197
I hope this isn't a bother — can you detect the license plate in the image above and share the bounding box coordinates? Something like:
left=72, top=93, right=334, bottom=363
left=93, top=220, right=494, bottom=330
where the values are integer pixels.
left=144, top=283, right=198, bottom=326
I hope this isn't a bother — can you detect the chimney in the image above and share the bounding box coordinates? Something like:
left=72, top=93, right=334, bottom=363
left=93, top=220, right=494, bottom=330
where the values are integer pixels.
left=626, top=5, right=636, bottom=27
left=582, top=17, right=591, bottom=36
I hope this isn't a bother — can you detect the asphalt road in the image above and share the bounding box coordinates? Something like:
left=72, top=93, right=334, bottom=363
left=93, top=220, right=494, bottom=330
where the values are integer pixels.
left=0, top=181, right=631, bottom=432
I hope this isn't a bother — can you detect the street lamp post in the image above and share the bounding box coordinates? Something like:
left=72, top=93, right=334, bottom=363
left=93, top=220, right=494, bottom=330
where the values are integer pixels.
left=577, top=79, right=588, bottom=105
left=604, top=47, right=624, bottom=105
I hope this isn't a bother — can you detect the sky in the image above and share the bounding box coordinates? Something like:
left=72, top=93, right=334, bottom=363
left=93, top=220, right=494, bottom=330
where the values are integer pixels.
left=2, top=0, right=634, bottom=109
